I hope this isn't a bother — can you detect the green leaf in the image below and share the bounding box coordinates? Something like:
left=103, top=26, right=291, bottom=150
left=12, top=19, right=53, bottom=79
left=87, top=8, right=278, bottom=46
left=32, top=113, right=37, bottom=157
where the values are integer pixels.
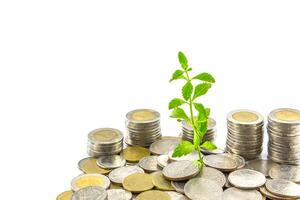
left=170, top=70, right=184, bottom=82
left=194, top=103, right=207, bottom=121
left=193, top=160, right=204, bottom=169
left=193, top=131, right=201, bottom=148
left=199, top=120, right=208, bottom=135
left=193, top=83, right=211, bottom=100
left=182, top=81, right=193, bottom=101
left=193, top=72, right=215, bottom=83
left=170, top=107, right=189, bottom=121
left=168, top=98, right=186, bottom=109
left=187, top=68, right=192, bottom=72
left=205, top=108, right=211, bottom=117
left=201, top=141, right=217, bottom=150
left=178, top=51, right=188, bottom=70
left=172, top=141, right=195, bottom=157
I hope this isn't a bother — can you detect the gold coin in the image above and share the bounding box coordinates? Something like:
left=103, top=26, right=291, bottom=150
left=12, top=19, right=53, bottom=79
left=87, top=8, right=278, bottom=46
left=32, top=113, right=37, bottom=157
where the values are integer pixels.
left=136, top=190, right=171, bottom=200
left=78, top=157, right=111, bottom=174
left=110, top=182, right=123, bottom=189
left=122, top=146, right=150, bottom=162
left=71, top=173, right=111, bottom=191
left=132, top=110, right=156, bottom=121
left=232, top=111, right=258, bottom=122
left=151, top=171, right=174, bottom=191
left=275, top=110, right=300, bottom=122
left=56, top=190, right=73, bottom=200
left=89, top=128, right=122, bottom=143
left=123, top=173, right=154, bottom=192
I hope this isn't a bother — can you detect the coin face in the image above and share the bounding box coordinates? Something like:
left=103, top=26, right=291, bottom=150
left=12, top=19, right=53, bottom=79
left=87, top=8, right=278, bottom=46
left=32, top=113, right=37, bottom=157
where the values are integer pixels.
left=123, top=173, right=154, bottom=192
left=246, top=159, right=279, bottom=177
left=78, top=157, right=111, bottom=174
left=269, top=164, right=300, bottom=183
left=126, top=109, right=160, bottom=123
left=56, top=190, right=73, bottom=200
left=88, top=128, right=123, bottom=144
left=136, top=190, right=171, bottom=200
left=266, top=179, right=300, bottom=198
left=171, top=181, right=186, bottom=194
left=151, top=171, right=174, bottom=191
left=222, top=187, right=262, bottom=200
left=138, top=156, right=159, bottom=172
left=203, top=154, right=237, bottom=172
left=162, top=160, right=199, bottom=181
left=149, top=138, right=181, bottom=155
left=259, top=186, right=293, bottom=200
left=184, top=178, right=223, bottom=200
left=223, top=153, right=245, bottom=169
left=232, top=111, right=258, bottom=122
left=108, top=166, right=144, bottom=184
left=166, top=191, right=188, bottom=200
left=107, top=189, right=132, bottom=200
left=197, top=167, right=226, bottom=187
left=71, top=173, right=111, bottom=191
left=97, top=155, right=126, bottom=169
left=157, top=155, right=171, bottom=168
left=274, top=109, right=300, bottom=122
left=228, top=169, right=266, bottom=189
left=122, top=146, right=151, bottom=162
left=71, top=186, right=107, bottom=200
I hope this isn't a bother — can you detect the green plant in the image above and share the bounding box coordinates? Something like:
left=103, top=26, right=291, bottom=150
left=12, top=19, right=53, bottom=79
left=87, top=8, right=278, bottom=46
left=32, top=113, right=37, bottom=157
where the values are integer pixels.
left=169, top=51, right=217, bottom=169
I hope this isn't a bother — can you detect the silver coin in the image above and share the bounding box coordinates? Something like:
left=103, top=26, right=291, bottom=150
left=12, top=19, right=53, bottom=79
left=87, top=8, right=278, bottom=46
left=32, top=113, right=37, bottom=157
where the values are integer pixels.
left=138, top=156, right=159, bottom=172
left=222, top=187, right=262, bottom=200
left=196, top=167, right=226, bottom=187
left=228, top=169, right=266, bottom=189
left=108, top=166, right=144, bottom=184
left=203, top=154, right=237, bottom=172
left=171, top=181, right=186, bottom=194
left=96, top=155, right=126, bottom=169
left=163, top=160, right=199, bottom=181
left=223, top=153, right=245, bottom=169
left=266, top=179, right=300, bottom=198
left=246, top=159, right=279, bottom=177
left=71, top=173, right=111, bottom=191
left=269, top=164, right=300, bottom=183
left=168, top=150, right=198, bottom=162
left=107, top=189, right=132, bottom=200
left=71, top=186, right=107, bottom=200
left=259, top=186, right=294, bottom=200
left=149, top=138, right=181, bottom=155
left=157, top=155, right=171, bottom=168
left=184, top=178, right=223, bottom=200
left=166, top=191, right=189, bottom=200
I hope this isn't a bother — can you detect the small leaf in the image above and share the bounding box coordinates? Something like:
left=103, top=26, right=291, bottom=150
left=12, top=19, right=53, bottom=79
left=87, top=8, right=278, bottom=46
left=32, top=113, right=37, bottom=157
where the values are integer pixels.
left=170, top=107, right=189, bottom=121
left=194, top=103, right=207, bottom=121
left=182, top=81, right=193, bottom=101
left=178, top=51, right=188, bottom=70
left=170, top=70, right=184, bottom=82
left=201, top=141, right=217, bottom=150
left=193, top=72, right=215, bottom=83
left=193, top=83, right=211, bottom=100
left=168, top=98, right=186, bottom=109
left=199, top=120, right=208, bottom=135
left=187, top=68, right=192, bottom=72
left=172, top=141, right=195, bottom=157
left=205, top=108, right=211, bottom=117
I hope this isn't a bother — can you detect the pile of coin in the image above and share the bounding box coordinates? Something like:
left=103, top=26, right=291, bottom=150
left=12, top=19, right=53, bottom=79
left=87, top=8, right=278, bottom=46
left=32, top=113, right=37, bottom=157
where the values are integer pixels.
left=181, top=118, right=217, bottom=143
left=267, top=108, right=300, bottom=165
left=225, top=109, right=264, bottom=160
left=125, top=109, right=161, bottom=147
left=87, top=128, right=123, bottom=157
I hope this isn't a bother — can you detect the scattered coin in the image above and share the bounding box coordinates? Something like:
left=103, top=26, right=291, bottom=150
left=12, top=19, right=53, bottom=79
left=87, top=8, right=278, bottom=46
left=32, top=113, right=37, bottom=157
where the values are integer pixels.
left=163, top=160, right=199, bottom=181
left=224, top=153, right=246, bottom=169
left=157, top=155, right=171, bottom=168
left=168, top=150, right=198, bottom=162
left=108, top=165, right=144, bottom=184
left=123, top=173, right=154, bottom=192
left=78, top=157, right=111, bottom=174
left=109, top=182, right=123, bottom=189
left=107, top=189, right=132, bottom=200
left=201, top=147, right=224, bottom=155
left=222, top=187, right=263, bottom=200
left=71, top=173, right=111, bottom=191
left=97, top=155, right=126, bottom=169
left=151, top=171, right=174, bottom=191
left=138, top=156, right=159, bottom=172
left=266, top=179, right=300, bottom=198
left=56, top=190, right=73, bottom=200
left=122, top=146, right=151, bottom=162
left=136, top=190, right=171, bottom=200
left=246, top=159, right=279, bottom=177
left=259, top=186, right=294, bottom=200
left=228, top=169, right=266, bottom=189
left=203, top=154, right=237, bottom=172
left=197, top=167, right=226, bottom=187
left=149, top=137, right=181, bottom=155
left=171, top=181, right=186, bottom=194
left=269, top=164, right=300, bottom=183
left=166, top=191, right=189, bottom=200
left=184, top=178, right=223, bottom=200
left=71, top=186, right=107, bottom=200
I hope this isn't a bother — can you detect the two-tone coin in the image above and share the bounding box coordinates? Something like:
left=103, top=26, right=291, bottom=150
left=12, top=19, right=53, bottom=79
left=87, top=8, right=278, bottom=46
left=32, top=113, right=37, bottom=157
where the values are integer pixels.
left=71, top=173, right=110, bottom=191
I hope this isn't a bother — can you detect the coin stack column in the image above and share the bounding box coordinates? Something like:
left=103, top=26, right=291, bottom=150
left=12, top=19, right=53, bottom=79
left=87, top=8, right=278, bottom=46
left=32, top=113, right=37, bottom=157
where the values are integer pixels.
left=225, top=110, right=264, bottom=160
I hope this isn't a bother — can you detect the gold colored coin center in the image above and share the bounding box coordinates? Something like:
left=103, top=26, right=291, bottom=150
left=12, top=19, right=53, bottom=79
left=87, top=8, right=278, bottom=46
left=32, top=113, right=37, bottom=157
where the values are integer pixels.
left=275, top=110, right=300, bottom=122
left=232, top=112, right=258, bottom=122
left=75, top=176, right=105, bottom=188
left=93, top=130, right=118, bottom=141
left=132, top=111, right=155, bottom=121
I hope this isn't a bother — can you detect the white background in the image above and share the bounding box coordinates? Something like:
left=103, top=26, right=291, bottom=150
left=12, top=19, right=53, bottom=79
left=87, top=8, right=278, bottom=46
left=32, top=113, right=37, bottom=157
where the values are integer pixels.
left=1, top=0, right=300, bottom=199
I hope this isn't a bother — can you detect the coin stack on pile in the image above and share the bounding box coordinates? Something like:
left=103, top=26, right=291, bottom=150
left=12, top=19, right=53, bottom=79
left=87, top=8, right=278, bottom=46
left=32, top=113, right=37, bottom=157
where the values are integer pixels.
left=267, top=108, right=300, bottom=165
left=225, top=109, right=264, bottom=160
left=87, top=128, right=123, bottom=157
left=125, top=109, right=161, bottom=147
left=181, top=118, right=217, bottom=143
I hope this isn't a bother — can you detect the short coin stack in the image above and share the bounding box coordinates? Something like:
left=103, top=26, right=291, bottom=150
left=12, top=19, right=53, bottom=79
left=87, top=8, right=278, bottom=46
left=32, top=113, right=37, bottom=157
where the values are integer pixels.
left=87, top=128, right=123, bottom=157
left=125, top=109, right=161, bottom=147
left=181, top=118, right=217, bottom=143
left=225, top=109, right=264, bottom=160
left=267, top=108, right=300, bottom=165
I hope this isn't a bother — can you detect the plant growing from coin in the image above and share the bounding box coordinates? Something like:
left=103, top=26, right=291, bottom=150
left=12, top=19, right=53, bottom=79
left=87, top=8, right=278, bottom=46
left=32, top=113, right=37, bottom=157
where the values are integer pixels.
left=169, top=51, right=216, bottom=169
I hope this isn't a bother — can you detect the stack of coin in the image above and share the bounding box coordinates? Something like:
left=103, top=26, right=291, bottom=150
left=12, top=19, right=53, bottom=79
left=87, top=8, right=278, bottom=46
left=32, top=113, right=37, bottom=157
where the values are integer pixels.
left=125, top=109, right=161, bottom=147
left=225, top=109, right=264, bottom=160
left=181, top=118, right=217, bottom=143
left=267, top=108, right=300, bottom=165
left=87, top=128, right=123, bottom=157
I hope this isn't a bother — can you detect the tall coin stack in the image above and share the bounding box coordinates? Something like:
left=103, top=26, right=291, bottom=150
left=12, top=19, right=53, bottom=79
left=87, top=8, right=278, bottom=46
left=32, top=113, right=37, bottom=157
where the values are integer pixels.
left=87, top=128, right=123, bottom=157
left=181, top=118, right=217, bottom=143
left=225, top=109, right=264, bottom=160
left=125, top=109, right=161, bottom=147
left=267, top=108, right=300, bottom=165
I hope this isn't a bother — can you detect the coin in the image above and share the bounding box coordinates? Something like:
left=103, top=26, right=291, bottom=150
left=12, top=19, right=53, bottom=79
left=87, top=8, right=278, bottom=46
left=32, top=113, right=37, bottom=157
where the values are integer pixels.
left=136, top=190, right=171, bottom=200
left=138, top=156, right=159, bottom=172
left=122, top=146, right=151, bottom=162
left=163, top=160, right=199, bottom=181
left=151, top=171, right=174, bottom=191
left=123, top=173, right=154, bottom=192
left=266, top=179, right=300, bottom=198
left=228, top=169, right=266, bottom=189
left=269, top=164, right=300, bottom=183
left=157, top=155, right=171, bottom=168
left=222, top=187, right=263, bottom=200
left=203, top=154, right=237, bottom=172
left=107, top=189, right=132, bottom=200
left=56, top=190, right=73, bottom=200
left=171, top=181, right=186, bottom=194
left=201, top=148, right=224, bottom=155
left=246, top=159, right=279, bottom=177
left=71, top=186, right=107, bottom=200
left=223, top=153, right=245, bottom=169
left=149, top=138, right=181, bottom=155
left=71, top=173, right=111, bottom=191
left=97, top=155, right=126, bottom=169
left=108, top=165, right=144, bottom=184
left=78, top=157, right=111, bottom=174
left=109, top=182, right=123, bottom=189
left=166, top=191, right=188, bottom=200
left=259, top=186, right=295, bottom=200
left=126, top=109, right=160, bottom=123
left=197, top=167, right=226, bottom=187
left=184, top=178, right=223, bottom=200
